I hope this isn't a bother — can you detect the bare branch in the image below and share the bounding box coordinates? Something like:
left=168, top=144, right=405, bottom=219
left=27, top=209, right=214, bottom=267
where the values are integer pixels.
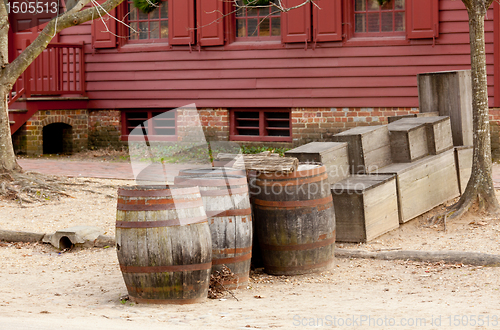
left=193, top=0, right=317, bottom=35
left=4, top=0, right=124, bottom=85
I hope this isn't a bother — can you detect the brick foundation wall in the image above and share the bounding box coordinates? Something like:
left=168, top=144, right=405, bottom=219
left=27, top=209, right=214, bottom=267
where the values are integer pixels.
left=14, top=106, right=498, bottom=156
left=291, top=107, right=419, bottom=147
left=177, top=108, right=229, bottom=142
left=13, top=110, right=88, bottom=156
left=88, top=110, right=124, bottom=150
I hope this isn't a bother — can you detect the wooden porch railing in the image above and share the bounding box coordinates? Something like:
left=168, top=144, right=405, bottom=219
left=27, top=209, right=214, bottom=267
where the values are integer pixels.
left=8, top=42, right=86, bottom=107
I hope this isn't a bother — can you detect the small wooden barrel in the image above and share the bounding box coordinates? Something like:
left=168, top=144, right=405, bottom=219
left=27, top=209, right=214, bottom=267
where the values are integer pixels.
left=174, top=175, right=252, bottom=289
left=178, top=167, right=246, bottom=177
left=252, top=164, right=336, bottom=275
left=116, top=185, right=212, bottom=304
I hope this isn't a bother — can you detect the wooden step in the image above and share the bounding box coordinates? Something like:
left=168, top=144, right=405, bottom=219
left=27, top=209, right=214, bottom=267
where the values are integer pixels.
left=332, top=174, right=399, bottom=243
left=332, top=125, right=392, bottom=174
left=388, top=120, right=429, bottom=163
left=9, top=121, right=15, bottom=125
left=369, top=149, right=460, bottom=223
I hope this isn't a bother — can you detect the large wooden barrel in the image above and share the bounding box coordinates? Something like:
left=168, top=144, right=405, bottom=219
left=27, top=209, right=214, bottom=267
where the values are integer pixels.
left=178, top=167, right=246, bottom=177
left=252, top=164, right=336, bottom=276
left=174, top=175, right=252, bottom=289
left=116, top=185, right=212, bottom=304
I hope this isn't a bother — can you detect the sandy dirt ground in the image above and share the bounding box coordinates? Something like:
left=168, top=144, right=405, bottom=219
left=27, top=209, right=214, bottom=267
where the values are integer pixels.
left=1, top=177, right=500, bottom=329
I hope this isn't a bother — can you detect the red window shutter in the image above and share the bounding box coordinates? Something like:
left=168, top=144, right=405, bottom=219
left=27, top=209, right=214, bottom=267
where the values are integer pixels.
left=281, top=0, right=311, bottom=43
left=169, top=0, right=195, bottom=45
left=313, top=0, right=342, bottom=42
left=91, top=7, right=117, bottom=48
left=197, top=0, right=224, bottom=46
left=406, top=0, right=439, bottom=39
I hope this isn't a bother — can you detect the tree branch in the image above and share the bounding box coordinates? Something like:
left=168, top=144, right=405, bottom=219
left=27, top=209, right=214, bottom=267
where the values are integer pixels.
left=3, top=0, right=124, bottom=85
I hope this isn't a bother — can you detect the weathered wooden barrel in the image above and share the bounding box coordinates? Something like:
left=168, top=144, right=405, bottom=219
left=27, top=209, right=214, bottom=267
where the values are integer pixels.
left=174, top=175, right=252, bottom=289
left=116, top=185, right=212, bottom=304
left=178, top=167, right=246, bottom=177
left=252, top=164, right=336, bottom=275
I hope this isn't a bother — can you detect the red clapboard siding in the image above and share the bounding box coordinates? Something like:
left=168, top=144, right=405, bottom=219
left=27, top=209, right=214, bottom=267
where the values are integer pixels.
left=75, top=0, right=496, bottom=108
left=86, top=65, right=491, bottom=81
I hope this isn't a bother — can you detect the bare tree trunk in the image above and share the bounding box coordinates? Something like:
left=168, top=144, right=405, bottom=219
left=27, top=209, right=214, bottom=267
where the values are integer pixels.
left=451, top=0, right=500, bottom=218
left=0, top=86, right=21, bottom=173
left=0, top=6, right=21, bottom=173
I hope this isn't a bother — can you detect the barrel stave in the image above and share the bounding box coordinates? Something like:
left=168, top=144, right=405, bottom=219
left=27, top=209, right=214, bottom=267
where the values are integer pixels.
left=116, top=186, right=211, bottom=304
left=253, top=165, right=336, bottom=276
left=174, top=175, right=253, bottom=289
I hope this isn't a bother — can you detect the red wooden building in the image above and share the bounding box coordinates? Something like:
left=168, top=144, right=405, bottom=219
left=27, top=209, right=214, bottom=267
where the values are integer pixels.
left=8, top=0, right=500, bottom=155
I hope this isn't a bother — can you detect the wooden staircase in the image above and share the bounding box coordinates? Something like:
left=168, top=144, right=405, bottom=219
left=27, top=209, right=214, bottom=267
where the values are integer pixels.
left=8, top=105, right=38, bottom=135
left=8, top=42, right=86, bottom=135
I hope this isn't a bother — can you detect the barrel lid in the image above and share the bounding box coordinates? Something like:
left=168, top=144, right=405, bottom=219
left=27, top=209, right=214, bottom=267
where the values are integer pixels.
left=117, top=185, right=200, bottom=197
left=257, top=163, right=325, bottom=179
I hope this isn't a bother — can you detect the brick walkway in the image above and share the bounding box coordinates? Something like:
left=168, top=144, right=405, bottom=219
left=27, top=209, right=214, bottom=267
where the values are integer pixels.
left=17, top=159, right=208, bottom=182
left=18, top=159, right=136, bottom=180
left=17, top=158, right=500, bottom=188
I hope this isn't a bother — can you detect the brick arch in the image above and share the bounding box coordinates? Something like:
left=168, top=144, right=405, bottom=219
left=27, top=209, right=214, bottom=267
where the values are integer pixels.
left=41, top=116, right=74, bottom=127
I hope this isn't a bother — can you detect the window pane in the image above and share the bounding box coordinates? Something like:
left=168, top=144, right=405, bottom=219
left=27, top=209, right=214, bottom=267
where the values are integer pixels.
left=139, top=21, right=149, bottom=39
left=247, top=7, right=258, bottom=17
left=150, top=21, right=159, bottom=39
left=367, top=0, right=380, bottom=11
left=160, top=1, right=168, bottom=18
left=129, top=5, right=137, bottom=20
left=247, top=18, right=259, bottom=36
left=260, top=18, right=270, bottom=37
left=381, top=12, right=393, bottom=31
left=355, top=0, right=404, bottom=34
left=355, top=14, right=366, bottom=33
left=237, top=19, right=246, bottom=37
left=150, top=6, right=160, bottom=19
left=138, top=9, right=148, bottom=20
left=129, top=22, right=138, bottom=39
left=160, top=20, right=169, bottom=38
left=395, top=12, right=405, bottom=31
left=235, top=1, right=280, bottom=39
left=355, top=0, right=365, bottom=11
left=381, top=0, right=392, bottom=10
left=367, top=13, right=380, bottom=32
left=236, top=7, right=244, bottom=17
left=271, top=18, right=280, bottom=36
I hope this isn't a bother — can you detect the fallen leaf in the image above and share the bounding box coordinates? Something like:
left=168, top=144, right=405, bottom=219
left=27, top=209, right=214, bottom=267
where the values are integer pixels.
left=254, top=295, right=265, bottom=299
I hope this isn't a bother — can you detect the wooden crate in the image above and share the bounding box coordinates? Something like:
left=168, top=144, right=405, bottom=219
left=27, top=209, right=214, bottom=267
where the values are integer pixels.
left=387, top=112, right=439, bottom=123
left=370, top=149, right=460, bottom=223
left=396, top=116, right=453, bottom=155
left=285, top=142, right=350, bottom=184
left=388, top=120, right=428, bottom=163
left=454, top=146, right=473, bottom=195
left=332, top=174, right=399, bottom=243
left=332, top=126, right=392, bottom=174
left=418, top=70, right=473, bottom=146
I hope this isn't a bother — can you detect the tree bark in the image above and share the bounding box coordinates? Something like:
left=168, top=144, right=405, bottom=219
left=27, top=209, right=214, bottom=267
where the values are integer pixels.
left=0, top=5, right=20, bottom=173
left=451, top=0, right=500, bottom=218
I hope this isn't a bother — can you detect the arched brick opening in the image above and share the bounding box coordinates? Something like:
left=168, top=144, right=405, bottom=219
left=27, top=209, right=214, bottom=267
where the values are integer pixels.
left=43, top=122, right=73, bottom=154
left=41, top=116, right=74, bottom=127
